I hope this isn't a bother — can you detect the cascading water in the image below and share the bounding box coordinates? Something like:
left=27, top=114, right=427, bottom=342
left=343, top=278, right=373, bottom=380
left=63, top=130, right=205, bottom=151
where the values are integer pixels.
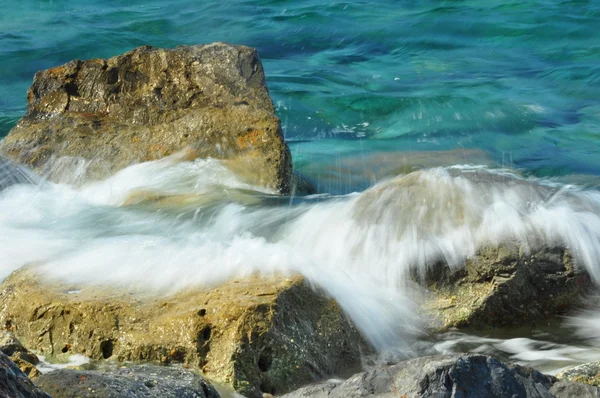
left=2, top=153, right=600, bottom=368
left=0, top=156, right=39, bottom=190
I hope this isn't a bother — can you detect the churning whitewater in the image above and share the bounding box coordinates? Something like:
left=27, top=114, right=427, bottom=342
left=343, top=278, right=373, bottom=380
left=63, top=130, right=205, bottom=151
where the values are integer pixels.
left=1, top=154, right=600, bottom=355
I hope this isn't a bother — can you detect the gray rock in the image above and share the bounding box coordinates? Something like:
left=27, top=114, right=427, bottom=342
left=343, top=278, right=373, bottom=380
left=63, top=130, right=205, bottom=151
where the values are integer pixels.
left=35, top=364, right=220, bottom=398
left=0, top=43, right=293, bottom=193
left=0, top=351, right=50, bottom=397
left=282, top=354, right=558, bottom=398
left=550, top=381, right=600, bottom=398
left=0, top=330, right=39, bottom=365
left=556, top=360, right=600, bottom=387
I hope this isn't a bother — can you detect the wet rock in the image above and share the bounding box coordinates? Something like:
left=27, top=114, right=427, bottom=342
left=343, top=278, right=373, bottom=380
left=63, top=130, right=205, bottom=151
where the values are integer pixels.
left=0, top=43, right=292, bottom=193
left=0, top=351, right=50, bottom=397
left=35, top=364, right=220, bottom=398
left=281, top=353, right=558, bottom=398
left=10, top=354, right=41, bottom=379
left=0, top=330, right=41, bottom=378
left=550, top=380, right=600, bottom=398
left=424, top=244, right=592, bottom=329
left=557, top=361, right=600, bottom=387
left=351, top=169, right=593, bottom=329
left=0, top=269, right=370, bottom=398
left=0, top=330, right=39, bottom=365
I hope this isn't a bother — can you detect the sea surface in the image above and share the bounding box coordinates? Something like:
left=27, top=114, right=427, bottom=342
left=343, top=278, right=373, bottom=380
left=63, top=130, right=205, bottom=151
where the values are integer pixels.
left=2, top=0, right=600, bottom=375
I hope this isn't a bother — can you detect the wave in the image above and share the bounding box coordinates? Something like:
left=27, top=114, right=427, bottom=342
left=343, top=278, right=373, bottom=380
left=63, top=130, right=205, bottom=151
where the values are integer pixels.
left=1, top=154, right=600, bottom=352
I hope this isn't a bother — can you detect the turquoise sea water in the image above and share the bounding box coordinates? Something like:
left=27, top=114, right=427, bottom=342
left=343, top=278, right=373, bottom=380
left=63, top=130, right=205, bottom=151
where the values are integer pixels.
left=2, top=0, right=600, bottom=192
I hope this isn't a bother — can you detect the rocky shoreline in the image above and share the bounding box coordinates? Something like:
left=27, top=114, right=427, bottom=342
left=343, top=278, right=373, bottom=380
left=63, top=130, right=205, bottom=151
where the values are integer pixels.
left=0, top=43, right=599, bottom=397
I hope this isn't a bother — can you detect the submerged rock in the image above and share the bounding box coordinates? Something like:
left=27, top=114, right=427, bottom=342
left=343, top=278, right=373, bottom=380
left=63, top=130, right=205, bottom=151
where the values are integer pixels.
left=424, top=244, right=592, bottom=329
left=0, top=351, right=50, bottom=398
left=0, top=43, right=292, bottom=193
left=0, top=269, right=370, bottom=397
left=35, top=364, right=220, bottom=398
left=281, top=353, right=599, bottom=398
left=352, top=169, right=593, bottom=329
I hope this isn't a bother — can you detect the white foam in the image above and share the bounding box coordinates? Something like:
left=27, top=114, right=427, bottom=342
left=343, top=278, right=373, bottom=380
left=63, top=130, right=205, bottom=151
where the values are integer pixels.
left=37, top=354, right=91, bottom=373
left=432, top=331, right=600, bottom=374
left=2, top=158, right=600, bottom=353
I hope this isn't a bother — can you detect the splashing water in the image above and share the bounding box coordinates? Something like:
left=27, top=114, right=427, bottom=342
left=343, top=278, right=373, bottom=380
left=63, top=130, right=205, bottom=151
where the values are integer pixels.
left=0, top=156, right=39, bottom=190
left=1, top=155, right=600, bottom=355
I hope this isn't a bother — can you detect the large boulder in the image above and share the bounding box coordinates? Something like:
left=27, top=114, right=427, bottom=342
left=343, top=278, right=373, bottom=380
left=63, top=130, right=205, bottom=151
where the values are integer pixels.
left=281, top=353, right=600, bottom=398
left=424, top=244, right=592, bottom=330
left=0, top=268, right=370, bottom=397
left=0, top=351, right=50, bottom=398
left=0, top=43, right=293, bottom=193
left=35, top=364, right=220, bottom=398
left=351, top=169, right=593, bottom=330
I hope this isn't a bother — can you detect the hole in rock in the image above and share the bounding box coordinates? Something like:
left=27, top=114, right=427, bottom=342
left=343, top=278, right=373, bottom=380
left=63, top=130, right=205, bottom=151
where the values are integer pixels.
left=106, top=68, right=119, bottom=85
left=258, top=348, right=272, bottom=372
left=260, top=379, right=275, bottom=396
left=100, top=339, right=113, bottom=359
left=201, top=325, right=211, bottom=341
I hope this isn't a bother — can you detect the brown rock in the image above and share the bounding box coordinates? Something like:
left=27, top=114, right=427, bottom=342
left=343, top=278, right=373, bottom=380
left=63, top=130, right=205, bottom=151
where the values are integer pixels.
left=0, top=43, right=293, bottom=193
left=0, top=268, right=370, bottom=398
left=352, top=169, right=593, bottom=330
left=423, top=244, right=593, bottom=330
left=9, top=354, right=41, bottom=379
left=0, top=330, right=39, bottom=365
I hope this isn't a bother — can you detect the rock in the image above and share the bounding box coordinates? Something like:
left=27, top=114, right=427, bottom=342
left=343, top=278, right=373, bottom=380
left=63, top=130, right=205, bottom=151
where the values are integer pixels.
left=0, top=351, right=50, bottom=397
left=557, top=361, right=600, bottom=386
left=0, top=330, right=42, bottom=378
left=0, top=268, right=370, bottom=398
left=10, top=354, right=41, bottom=379
left=424, top=244, right=592, bottom=330
left=281, top=353, right=559, bottom=398
left=0, top=43, right=293, bottom=193
left=0, top=330, right=39, bottom=365
left=35, top=364, right=220, bottom=398
left=0, top=156, right=39, bottom=191
left=351, top=168, right=593, bottom=330
left=550, top=381, right=600, bottom=398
